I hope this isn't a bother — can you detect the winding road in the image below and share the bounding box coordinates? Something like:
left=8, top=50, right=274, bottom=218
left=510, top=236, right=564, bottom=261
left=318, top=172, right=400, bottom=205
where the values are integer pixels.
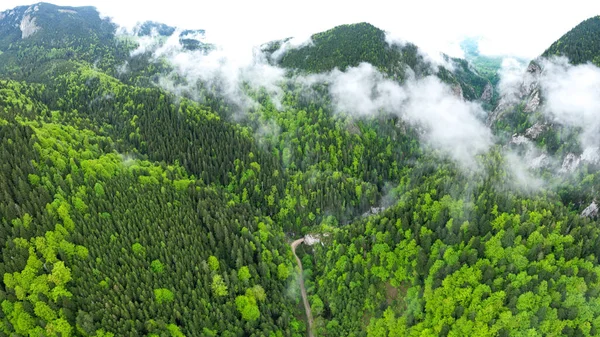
left=291, top=238, right=315, bottom=337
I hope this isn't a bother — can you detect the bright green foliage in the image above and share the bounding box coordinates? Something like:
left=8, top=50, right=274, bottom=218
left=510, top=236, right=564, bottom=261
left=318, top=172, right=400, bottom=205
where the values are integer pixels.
left=211, top=275, right=228, bottom=297
left=150, top=259, right=164, bottom=273
left=48, top=261, right=71, bottom=285
left=0, top=86, right=295, bottom=335
left=277, top=263, right=290, bottom=280
left=2, top=4, right=600, bottom=337
left=95, top=330, right=115, bottom=337
left=248, top=285, right=266, bottom=302
left=236, top=294, right=260, bottom=322
left=132, top=242, right=146, bottom=256
left=311, top=295, right=324, bottom=316
left=208, top=255, right=220, bottom=271
left=166, top=324, right=185, bottom=337
left=154, top=288, right=175, bottom=304
left=308, top=159, right=600, bottom=336
left=94, top=182, right=105, bottom=197
left=234, top=285, right=267, bottom=322
left=238, top=266, right=251, bottom=282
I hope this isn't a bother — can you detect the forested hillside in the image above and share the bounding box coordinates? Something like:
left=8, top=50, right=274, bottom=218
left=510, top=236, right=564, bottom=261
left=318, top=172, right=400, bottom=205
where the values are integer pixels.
left=0, top=3, right=131, bottom=80
left=264, top=23, right=492, bottom=102
left=2, top=3, right=600, bottom=337
left=543, top=16, right=600, bottom=66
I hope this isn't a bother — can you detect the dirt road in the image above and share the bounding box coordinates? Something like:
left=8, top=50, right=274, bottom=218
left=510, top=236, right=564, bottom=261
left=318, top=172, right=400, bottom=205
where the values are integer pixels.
left=291, top=238, right=314, bottom=337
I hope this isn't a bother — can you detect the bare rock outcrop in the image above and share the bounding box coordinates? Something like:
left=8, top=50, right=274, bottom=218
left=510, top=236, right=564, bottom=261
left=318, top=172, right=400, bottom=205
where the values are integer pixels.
left=582, top=201, right=598, bottom=218
left=480, top=82, right=493, bottom=102
left=524, top=122, right=547, bottom=140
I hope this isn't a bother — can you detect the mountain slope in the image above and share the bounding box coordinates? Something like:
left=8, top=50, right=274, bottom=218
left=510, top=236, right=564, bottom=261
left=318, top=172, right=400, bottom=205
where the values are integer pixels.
left=543, top=15, right=600, bottom=66
left=0, top=6, right=411, bottom=336
left=0, top=3, right=131, bottom=79
left=0, top=64, right=306, bottom=336
left=0, top=2, right=115, bottom=46
left=490, top=17, right=600, bottom=212
left=265, top=22, right=492, bottom=101
left=273, top=23, right=421, bottom=76
left=3, top=4, right=600, bottom=337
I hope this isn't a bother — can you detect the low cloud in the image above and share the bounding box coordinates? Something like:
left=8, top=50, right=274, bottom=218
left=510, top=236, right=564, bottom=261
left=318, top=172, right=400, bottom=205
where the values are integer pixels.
left=539, top=57, right=600, bottom=151
left=253, top=119, right=281, bottom=149
left=299, top=63, right=493, bottom=169
left=130, top=34, right=160, bottom=57
left=503, top=135, right=553, bottom=192
left=403, top=76, right=492, bottom=167
left=494, top=56, right=600, bottom=191
left=131, top=26, right=495, bottom=170
left=385, top=32, right=460, bottom=71
left=497, top=56, right=600, bottom=154
left=327, top=63, right=407, bottom=117
left=496, top=58, right=530, bottom=103
left=270, top=35, right=314, bottom=63
left=127, top=28, right=288, bottom=116
left=503, top=151, right=546, bottom=192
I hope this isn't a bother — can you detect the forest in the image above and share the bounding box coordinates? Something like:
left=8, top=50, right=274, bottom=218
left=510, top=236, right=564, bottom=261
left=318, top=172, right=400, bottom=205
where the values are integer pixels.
left=1, top=3, right=600, bottom=337
left=543, top=16, right=600, bottom=66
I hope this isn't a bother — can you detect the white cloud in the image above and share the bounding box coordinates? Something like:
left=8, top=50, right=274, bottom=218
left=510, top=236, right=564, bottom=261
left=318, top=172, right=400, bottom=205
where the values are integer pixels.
left=539, top=57, right=600, bottom=150
left=503, top=150, right=546, bottom=191
left=300, top=63, right=493, bottom=168
left=402, top=76, right=493, bottom=167
left=495, top=56, right=600, bottom=179
left=135, top=27, right=287, bottom=115
left=4, top=0, right=599, bottom=175
left=325, top=63, right=407, bottom=117
left=385, top=32, right=460, bottom=71
left=270, top=35, right=313, bottom=62
left=497, top=58, right=530, bottom=102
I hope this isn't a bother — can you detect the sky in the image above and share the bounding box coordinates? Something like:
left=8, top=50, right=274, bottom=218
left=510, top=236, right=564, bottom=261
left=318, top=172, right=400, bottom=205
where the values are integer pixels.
left=1, top=0, right=599, bottom=59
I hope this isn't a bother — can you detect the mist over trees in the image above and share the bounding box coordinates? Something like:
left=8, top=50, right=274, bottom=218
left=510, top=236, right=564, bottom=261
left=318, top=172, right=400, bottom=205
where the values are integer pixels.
left=2, top=3, right=600, bottom=337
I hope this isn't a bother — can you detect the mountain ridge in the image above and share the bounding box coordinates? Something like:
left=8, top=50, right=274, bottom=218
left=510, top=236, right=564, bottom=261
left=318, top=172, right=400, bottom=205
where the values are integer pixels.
left=543, top=15, right=600, bottom=66
left=264, top=22, right=493, bottom=102
left=3, top=3, right=600, bottom=337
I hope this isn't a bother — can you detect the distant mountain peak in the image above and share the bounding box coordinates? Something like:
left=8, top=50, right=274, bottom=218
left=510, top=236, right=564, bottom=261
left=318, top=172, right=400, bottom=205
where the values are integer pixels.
left=0, top=2, right=109, bottom=43
left=262, top=22, right=491, bottom=101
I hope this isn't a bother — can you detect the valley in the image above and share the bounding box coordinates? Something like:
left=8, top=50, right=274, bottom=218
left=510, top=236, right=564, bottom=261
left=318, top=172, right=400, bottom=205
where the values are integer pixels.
left=1, top=3, right=600, bottom=336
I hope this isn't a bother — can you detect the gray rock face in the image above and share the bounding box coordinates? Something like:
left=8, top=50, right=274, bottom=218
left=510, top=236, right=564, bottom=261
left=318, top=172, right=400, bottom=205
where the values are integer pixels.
left=560, top=153, right=581, bottom=173
left=487, top=100, right=511, bottom=125
left=20, top=6, right=41, bottom=39
left=582, top=201, right=598, bottom=218
left=525, top=122, right=547, bottom=140
left=524, top=89, right=541, bottom=113
left=480, top=82, right=493, bottom=102
left=488, top=61, right=543, bottom=125
left=520, top=62, right=542, bottom=97
left=20, top=14, right=39, bottom=39
left=529, top=153, right=550, bottom=169
left=510, top=134, right=529, bottom=145
left=452, top=84, right=464, bottom=99
left=559, top=148, right=600, bottom=173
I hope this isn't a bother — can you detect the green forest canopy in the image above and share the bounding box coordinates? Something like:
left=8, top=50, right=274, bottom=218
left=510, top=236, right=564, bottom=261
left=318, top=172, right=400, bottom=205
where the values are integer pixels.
left=2, top=4, right=600, bottom=337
